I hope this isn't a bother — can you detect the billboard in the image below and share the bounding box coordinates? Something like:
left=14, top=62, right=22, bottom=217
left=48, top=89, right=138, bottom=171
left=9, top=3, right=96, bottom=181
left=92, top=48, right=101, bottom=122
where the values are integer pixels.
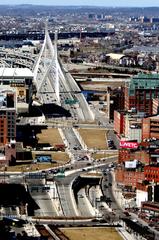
left=120, top=141, right=139, bottom=149
left=125, top=160, right=137, bottom=169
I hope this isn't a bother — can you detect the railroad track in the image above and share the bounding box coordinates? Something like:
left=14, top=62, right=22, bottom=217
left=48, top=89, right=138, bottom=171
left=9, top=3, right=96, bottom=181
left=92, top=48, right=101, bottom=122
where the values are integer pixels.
left=35, top=224, right=55, bottom=240
left=49, top=225, right=69, bottom=240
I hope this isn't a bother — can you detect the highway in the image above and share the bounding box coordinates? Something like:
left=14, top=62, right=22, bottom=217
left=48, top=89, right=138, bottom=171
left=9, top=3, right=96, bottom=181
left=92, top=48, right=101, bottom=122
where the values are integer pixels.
left=101, top=170, right=124, bottom=222
left=34, top=28, right=94, bottom=122
left=82, top=62, right=149, bottom=74
left=57, top=182, right=79, bottom=217
left=62, top=127, right=83, bottom=151
left=0, top=156, right=118, bottom=220
left=77, top=188, right=95, bottom=217
left=29, top=189, right=58, bottom=217
left=27, top=178, right=59, bottom=217
left=53, top=156, right=118, bottom=218
left=0, top=49, right=35, bottom=69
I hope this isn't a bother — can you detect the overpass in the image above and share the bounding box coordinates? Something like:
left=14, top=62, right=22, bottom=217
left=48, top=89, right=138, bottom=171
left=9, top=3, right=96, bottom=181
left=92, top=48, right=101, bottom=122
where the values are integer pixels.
left=71, top=72, right=132, bottom=78
left=0, top=31, right=115, bottom=41
left=0, top=49, right=35, bottom=68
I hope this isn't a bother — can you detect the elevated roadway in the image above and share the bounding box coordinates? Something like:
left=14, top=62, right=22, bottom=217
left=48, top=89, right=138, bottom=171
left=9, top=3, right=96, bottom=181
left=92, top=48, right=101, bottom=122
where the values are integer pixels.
left=57, top=183, right=79, bottom=217
left=54, top=156, right=118, bottom=217
left=34, top=29, right=94, bottom=122
left=0, top=49, right=35, bottom=68
left=29, top=189, right=58, bottom=217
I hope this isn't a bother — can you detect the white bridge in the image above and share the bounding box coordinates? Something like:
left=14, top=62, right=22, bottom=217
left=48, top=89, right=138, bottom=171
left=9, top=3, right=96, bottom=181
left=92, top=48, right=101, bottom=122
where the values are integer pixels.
left=33, top=27, right=94, bottom=121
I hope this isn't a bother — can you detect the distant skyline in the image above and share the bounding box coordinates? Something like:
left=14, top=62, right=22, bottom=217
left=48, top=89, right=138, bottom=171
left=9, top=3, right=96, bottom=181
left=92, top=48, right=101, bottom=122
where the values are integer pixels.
left=1, top=0, right=159, bottom=7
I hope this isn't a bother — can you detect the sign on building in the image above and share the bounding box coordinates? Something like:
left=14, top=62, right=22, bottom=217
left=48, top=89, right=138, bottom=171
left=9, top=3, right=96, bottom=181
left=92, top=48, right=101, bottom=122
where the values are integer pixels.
left=120, top=141, right=139, bottom=149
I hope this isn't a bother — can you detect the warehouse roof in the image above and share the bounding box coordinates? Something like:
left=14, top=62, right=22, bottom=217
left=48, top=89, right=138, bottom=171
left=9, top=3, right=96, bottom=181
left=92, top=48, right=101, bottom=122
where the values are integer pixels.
left=0, top=68, right=33, bottom=78
left=106, top=53, right=125, bottom=60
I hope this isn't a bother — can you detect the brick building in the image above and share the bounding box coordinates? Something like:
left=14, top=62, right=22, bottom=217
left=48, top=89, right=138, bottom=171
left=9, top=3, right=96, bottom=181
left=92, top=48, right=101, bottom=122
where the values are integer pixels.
left=109, top=87, right=125, bottom=119
left=142, top=116, right=159, bottom=140
left=125, top=73, right=159, bottom=115
left=144, top=165, right=159, bottom=183
left=118, top=149, right=134, bottom=163
left=114, top=110, right=125, bottom=135
left=115, top=165, right=145, bottom=189
left=114, top=110, right=142, bottom=142
left=118, top=149, right=150, bottom=165
left=0, top=88, right=16, bottom=146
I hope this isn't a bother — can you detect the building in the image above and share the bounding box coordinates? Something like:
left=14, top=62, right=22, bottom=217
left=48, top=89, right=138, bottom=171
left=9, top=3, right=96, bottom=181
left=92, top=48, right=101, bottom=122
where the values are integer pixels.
left=136, top=182, right=149, bottom=208
left=142, top=116, right=159, bottom=140
left=0, top=87, right=16, bottom=166
left=0, top=68, right=34, bottom=113
left=140, top=16, right=150, bottom=23
left=144, top=165, right=159, bottom=183
left=125, top=73, right=159, bottom=115
left=110, top=87, right=125, bottom=119
left=150, top=17, right=159, bottom=23
left=114, top=110, right=125, bottom=135
left=0, top=88, right=16, bottom=146
left=106, top=53, right=125, bottom=65
left=5, top=140, right=16, bottom=166
left=153, top=98, right=159, bottom=115
left=118, top=149, right=134, bottom=163
left=114, top=110, right=142, bottom=142
left=118, top=149, right=150, bottom=165
left=115, top=164, right=145, bottom=189
left=124, top=114, right=142, bottom=142
left=141, top=201, right=159, bottom=216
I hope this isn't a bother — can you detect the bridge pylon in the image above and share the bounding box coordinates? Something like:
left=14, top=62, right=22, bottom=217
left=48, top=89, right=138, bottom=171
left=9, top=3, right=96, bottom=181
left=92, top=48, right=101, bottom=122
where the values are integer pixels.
left=33, top=25, right=60, bottom=104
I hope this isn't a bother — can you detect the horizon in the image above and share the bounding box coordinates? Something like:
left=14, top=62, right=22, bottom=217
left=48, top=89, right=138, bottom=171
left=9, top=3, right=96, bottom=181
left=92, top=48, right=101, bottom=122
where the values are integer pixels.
left=1, top=4, right=159, bottom=7
left=0, top=4, right=159, bottom=8
left=0, top=0, right=159, bottom=7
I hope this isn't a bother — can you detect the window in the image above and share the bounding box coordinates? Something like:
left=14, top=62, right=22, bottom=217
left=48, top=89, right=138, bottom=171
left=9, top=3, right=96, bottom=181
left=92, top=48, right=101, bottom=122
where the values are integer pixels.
left=19, top=91, right=24, bottom=96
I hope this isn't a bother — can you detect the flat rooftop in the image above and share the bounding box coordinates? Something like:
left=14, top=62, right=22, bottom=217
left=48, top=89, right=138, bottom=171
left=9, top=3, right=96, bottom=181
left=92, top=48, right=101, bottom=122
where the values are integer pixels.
left=0, top=68, right=33, bottom=78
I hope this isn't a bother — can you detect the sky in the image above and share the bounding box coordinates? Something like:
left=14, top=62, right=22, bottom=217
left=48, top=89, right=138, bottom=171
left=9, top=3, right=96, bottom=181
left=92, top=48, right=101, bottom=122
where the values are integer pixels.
left=1, top=0, right=159, bottom=7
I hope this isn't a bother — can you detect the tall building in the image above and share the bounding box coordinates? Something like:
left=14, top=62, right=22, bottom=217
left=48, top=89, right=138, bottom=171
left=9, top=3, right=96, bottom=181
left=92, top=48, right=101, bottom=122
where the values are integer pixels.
left=0, top=68, right=33, bottom=113
left=0, top=87, right=16, bottom=146
left=125, top=74, right=159, bottom=115
left=114, top=110, right=142, bottom=142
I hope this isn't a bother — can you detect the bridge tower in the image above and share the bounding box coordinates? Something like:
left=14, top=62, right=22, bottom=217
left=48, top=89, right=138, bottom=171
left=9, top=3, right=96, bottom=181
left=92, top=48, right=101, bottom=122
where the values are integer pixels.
left=33, top=24, right=60, bottom=103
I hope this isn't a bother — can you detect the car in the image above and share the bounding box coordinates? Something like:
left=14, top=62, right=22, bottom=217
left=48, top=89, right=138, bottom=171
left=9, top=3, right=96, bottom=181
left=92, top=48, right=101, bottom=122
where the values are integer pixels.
left=132, top=219, right=138, bottom=223
left=105, top=198, right=112, bottom=203
left=99, top=219, right=107, bottom=223
left=91, top=219, right=98, bottom=222
left=79, top=195, right=84, bottom=198
left=124, top=211, right=131, bottom=217
left=110, top=145, right=116, bottom=149
left=87, top=163, right=91, bottom=166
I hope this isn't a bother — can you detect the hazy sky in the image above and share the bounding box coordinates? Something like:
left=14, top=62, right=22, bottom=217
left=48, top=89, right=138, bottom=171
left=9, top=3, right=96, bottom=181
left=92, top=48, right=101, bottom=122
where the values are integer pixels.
left=1, top=0, right=159, bottom=7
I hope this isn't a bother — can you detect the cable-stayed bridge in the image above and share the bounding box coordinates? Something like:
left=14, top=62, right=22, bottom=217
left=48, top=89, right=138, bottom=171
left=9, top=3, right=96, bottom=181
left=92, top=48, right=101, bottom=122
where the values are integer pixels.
left=33, top=27, right=94, bottom=122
